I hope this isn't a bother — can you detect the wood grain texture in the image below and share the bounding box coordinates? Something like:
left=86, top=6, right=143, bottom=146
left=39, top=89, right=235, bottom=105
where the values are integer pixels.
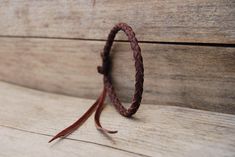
left=0, top=81, right=235, bottom=157
left=0, top=37, right=234, bottom=113
left=0, top=0, right=234, bottom=43
left=0, top=127, right=142, bottom=157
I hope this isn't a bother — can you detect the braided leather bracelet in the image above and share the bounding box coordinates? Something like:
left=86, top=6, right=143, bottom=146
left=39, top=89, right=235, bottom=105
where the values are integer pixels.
left=49, top=23, right=144, bottom=142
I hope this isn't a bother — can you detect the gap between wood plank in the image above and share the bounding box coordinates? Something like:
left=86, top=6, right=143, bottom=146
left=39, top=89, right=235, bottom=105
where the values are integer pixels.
left=0, top=35, right=234, bottom=48
left=0, top=124, right=151, bottom=157
left=0, top=79, right=155, bottom=108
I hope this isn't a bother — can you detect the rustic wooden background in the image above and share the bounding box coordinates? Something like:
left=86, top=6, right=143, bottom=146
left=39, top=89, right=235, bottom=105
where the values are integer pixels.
left=0, top=0, right=235, bottom=157
left=0, top=0, right=234, bottom=113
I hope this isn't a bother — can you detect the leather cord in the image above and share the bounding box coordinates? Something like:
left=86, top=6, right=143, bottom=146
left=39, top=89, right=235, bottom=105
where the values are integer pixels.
left=49, top=23, right=144, bottom=143
left=98, top=23, right=144, bottom=117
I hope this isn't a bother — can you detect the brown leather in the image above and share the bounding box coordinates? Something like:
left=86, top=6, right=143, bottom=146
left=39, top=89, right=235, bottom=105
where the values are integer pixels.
left=98, top=23, right=144, bottom=117
left=49, top=23, right=144, bottom=143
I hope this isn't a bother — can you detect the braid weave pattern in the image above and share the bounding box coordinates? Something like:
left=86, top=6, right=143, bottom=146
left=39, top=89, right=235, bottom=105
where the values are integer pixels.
left=98, top=23, right=144, bottom=117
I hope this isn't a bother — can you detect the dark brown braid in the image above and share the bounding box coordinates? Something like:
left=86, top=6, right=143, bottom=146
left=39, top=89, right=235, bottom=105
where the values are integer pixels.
left=98, top=23, right=144, bottom=117
left=49, top=23, right=144, bottom=143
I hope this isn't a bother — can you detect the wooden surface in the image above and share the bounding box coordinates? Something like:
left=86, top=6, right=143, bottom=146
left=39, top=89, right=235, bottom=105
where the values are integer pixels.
left=0, top=0, right=235, bottom=43
left=0, top=81, right=235, bottom=157
left=0, top=1, right=234, bottom=156
left=0, top=37, right=234, bottom=114
left=0, top=127, right=140, bottom=157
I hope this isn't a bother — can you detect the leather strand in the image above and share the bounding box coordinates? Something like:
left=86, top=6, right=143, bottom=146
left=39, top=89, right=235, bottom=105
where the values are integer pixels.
left=49, top=89, right=104, bottom=143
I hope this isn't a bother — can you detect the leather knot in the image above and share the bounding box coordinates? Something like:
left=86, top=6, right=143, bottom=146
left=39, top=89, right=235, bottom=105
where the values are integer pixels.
left=97, top=52, right=110, bottom=75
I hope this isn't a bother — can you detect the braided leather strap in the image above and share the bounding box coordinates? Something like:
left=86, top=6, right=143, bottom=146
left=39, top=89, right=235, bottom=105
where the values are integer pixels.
left=49, top=23, right=144, bottom=143
left=98, top=23, right=144, bottom=117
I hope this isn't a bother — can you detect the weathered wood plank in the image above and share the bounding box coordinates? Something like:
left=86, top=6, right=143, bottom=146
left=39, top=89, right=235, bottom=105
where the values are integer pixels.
left=0, top=81, right=235, bottom=157
left=0, top=0, right=234, bottom=43
left=0, top=37, right=234, bottom=113
left=0, top=126, right=142, bottom=157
